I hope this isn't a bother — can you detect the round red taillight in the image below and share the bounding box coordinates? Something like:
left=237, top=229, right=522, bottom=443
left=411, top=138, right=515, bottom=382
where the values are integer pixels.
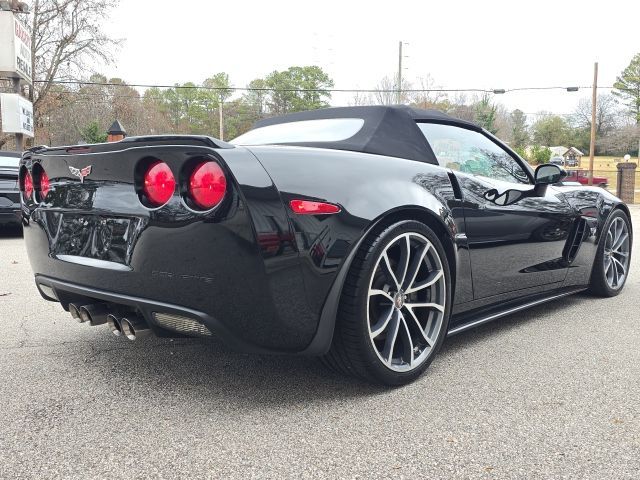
left=23, top=172, right=34, bottom=200
left=189, top=162, right=226, bottom=210
left=143, top=161, right=176, bottom=207
left=40, top=171, right=50, bottom=199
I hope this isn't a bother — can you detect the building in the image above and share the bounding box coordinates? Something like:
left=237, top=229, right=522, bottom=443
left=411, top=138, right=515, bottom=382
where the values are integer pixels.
left=549, top=146, right=584, bottom=166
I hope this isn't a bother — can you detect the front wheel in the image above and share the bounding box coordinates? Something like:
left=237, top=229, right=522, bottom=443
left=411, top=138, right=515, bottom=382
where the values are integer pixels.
left=323, top=220, right=451, bottom=386
left=588, top=209, right=632, bottom=297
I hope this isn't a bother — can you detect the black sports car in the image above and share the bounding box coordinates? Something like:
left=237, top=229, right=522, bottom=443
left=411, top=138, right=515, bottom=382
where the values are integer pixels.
left=0, top=151, right=22, bottom=228
left=20, top=106, right=633, bottom=385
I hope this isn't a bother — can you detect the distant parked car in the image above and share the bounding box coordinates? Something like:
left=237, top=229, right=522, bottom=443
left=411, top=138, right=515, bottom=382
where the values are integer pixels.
left=550, top=156, right=564, bottom=165
left=0, top=151, right=21, bottom=228
left=564, top=169, right=608, bottom=188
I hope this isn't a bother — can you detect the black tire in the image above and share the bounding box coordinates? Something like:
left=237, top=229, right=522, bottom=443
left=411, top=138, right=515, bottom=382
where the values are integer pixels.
left=588, top=209, right=632, bottom=297
left=322, top=220, right=452, bottom=386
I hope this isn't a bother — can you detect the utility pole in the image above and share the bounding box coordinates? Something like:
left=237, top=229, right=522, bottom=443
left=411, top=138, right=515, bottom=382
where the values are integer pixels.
left=218, top=93, right=224, bottom=141
left=397, top=41, right=403, bottom=104
left=588, top=62, right=598, bottom=186
left=12, top=77, right=23, bottom=151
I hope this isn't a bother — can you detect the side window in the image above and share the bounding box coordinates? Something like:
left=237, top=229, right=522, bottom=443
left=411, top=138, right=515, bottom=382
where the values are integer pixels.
left=417, top=122, right=530, bottom=184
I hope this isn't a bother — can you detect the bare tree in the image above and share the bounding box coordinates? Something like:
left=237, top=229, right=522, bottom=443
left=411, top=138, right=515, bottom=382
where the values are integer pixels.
left=597, top=124, right=640, bottom=155
left=572, top=94, right=620, bottom=136
left=348, top=90, right=373, bottom=106
left=410, top=74, right=447, bottom=108
left=29, top=0, right=121, bottom=109
left=0, top=0, right=120, bottom=147
left=372, top=75, right=413, bottom=105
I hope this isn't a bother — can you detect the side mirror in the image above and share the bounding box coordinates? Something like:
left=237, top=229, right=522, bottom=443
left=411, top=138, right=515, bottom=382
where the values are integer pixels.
left=535, top=164, right=566, bottom=185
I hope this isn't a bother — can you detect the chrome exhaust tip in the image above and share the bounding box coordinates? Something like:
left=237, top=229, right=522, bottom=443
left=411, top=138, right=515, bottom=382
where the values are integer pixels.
left=107, top=314, right=123, bottom=337
left=68, top=303, right=81, bottom=321
left=120, top=315, right=150, bottom=341
left=78, top=303, right=110, bottom=326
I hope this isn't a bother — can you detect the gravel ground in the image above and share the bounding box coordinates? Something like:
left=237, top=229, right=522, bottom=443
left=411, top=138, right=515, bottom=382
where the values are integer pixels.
left=0, top=208, right=638, bottom=479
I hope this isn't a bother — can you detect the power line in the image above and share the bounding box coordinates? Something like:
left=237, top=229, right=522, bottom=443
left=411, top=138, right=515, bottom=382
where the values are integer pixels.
left=30, top=78, right=616, bottom=94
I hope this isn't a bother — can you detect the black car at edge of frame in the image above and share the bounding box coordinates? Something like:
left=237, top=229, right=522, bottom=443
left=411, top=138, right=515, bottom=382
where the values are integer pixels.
left=0, top=151, right=22, bottom=229
left=19, top=106, right=633, bottom=385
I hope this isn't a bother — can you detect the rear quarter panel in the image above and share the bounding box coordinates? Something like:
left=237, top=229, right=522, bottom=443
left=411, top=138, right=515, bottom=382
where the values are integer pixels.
left=245, top=145, right=467, bottom=324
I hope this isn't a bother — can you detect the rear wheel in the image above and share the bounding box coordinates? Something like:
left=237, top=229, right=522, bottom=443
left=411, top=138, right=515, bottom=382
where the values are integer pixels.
left=323, top=220, right=451, bottom=386
left=588, top=210, right=632, bottom=297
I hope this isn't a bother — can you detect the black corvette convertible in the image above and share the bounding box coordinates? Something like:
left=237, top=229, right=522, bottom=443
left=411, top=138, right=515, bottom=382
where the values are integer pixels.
left=20, top=106, right=632, bottom=385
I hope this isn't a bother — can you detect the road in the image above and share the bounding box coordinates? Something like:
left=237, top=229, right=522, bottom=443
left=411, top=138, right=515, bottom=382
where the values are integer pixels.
left=0, top=208, right=638, bottom=479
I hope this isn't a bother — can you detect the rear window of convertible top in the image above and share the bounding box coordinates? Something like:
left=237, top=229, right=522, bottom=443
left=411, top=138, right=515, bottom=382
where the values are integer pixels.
left=231, top=118, right=365, bottom=145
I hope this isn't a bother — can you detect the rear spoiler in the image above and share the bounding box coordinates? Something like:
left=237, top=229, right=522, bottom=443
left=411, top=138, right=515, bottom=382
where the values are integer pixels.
left=26, top=135, right=234, bottom=157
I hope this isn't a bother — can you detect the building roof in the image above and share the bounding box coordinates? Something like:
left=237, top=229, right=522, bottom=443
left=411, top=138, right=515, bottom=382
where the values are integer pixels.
left=567, top=146, right=584, bottom=156
left=253, top=105, right=481, bottom=162
left=549, top=146, right=568, bottom=156
left=108, top=120, right=126, bottom=135
left=549, top=146, right=584, bottom=157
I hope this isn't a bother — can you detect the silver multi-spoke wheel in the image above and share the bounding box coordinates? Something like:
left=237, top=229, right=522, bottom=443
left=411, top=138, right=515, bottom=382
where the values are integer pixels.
left=367, top=232, right=446, bottom=372
left=604, top=217, right=630, bottom=290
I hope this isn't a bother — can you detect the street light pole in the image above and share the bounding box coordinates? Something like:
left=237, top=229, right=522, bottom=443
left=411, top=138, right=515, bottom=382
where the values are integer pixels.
left=588, top=62, right=598, bottom=186
left=397, top=41, right=403, bottom=104
left=218, top=93, right=224, bottom=141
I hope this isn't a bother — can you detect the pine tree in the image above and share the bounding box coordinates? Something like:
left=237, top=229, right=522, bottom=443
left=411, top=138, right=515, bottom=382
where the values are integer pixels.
left=613, top=53, right=640, bottom=124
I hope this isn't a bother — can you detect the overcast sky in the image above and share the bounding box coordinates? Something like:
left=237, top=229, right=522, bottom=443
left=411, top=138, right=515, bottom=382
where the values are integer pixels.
left=104, top=0, right=640, bottom=119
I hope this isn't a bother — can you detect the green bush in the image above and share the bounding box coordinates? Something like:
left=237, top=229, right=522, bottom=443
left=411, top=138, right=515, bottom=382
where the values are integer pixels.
left=80, top=121, right=108, bottom=144
left=523, top=145, right=552, bottom=165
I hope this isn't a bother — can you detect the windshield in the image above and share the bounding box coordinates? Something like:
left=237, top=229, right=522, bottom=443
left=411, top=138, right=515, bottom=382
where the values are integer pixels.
left=0, top=156, right=20, bottom=168
left=231, top=118, right=365, bottom=145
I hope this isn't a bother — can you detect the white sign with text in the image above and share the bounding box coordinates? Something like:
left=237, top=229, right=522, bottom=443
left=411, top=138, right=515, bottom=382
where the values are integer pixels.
left=1, top=93, right=34, bottom=137
left=0, top=11, right=33, bottom=84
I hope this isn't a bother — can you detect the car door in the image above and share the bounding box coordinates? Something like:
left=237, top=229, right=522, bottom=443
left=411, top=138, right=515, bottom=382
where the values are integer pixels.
left=417, top=122, right=577, bottom=299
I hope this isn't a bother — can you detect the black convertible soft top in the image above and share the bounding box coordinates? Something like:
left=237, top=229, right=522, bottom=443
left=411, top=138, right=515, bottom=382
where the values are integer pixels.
left=253, top=105, right=481, bottom=162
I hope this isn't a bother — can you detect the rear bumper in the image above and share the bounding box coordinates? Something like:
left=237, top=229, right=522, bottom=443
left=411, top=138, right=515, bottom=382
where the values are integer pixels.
left=0, top=207, right=21, bottom=225
left=35, top=275, right=307, bottom=354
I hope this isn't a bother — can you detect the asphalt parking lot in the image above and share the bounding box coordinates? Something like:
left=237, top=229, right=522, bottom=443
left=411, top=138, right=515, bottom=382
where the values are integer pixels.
left=0, top=209, right=638, bottom=480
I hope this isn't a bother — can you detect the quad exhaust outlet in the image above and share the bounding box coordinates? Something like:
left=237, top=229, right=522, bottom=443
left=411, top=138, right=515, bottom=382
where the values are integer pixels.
left=120, top=315, right=150, bottom=341
left=107, top=313, right=123, bottom=337
left=68, top=303, right=150, bottom=340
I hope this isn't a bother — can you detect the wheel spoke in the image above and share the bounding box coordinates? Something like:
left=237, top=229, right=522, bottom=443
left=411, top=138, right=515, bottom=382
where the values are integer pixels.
left=612, top=256, right=626, bottom=277
left=606, top=259, right=614, bottom=284
left=605, top=229, right=614, bottom=249
left=381, top=312, right=401, bottom=365
left=402, top=242, right=430, bottom=291
left=404, top=306, right=433, bottom=347
left=369, top=289, right=394, bottom=303
left=398, top=313, right=414, bottom=367
left=405, top=302, right=445, bottom=313
left=370, top=306, right=395, bottom=339
left=612, top=232, right=628, bottom=252
left=381, top=252, right=400, bottom=290
left=397, top=235, right=411, bottom=287
left=406, top=268, right=443, bottom=294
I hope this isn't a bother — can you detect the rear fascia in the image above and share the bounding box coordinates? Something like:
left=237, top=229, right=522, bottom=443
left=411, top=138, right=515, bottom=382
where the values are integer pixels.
left=21, top=142, right=319, bottom=352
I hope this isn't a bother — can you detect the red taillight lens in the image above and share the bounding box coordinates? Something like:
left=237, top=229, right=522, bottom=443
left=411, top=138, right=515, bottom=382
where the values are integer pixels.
left=189, top=162, right=226, bottom=209
left=23, top=172, right=33, bottom=200
left=143, top=161, right=176, bottom=206
left=290, top=200, right=341, bottom=215
left=40, top=171, right=50, bottom=199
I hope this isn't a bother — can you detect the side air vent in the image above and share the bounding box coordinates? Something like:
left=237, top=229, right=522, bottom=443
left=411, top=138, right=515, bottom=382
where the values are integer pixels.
left=564, top=218, right=587, bottom=262
left=153, top=312, right=213, bottom=337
